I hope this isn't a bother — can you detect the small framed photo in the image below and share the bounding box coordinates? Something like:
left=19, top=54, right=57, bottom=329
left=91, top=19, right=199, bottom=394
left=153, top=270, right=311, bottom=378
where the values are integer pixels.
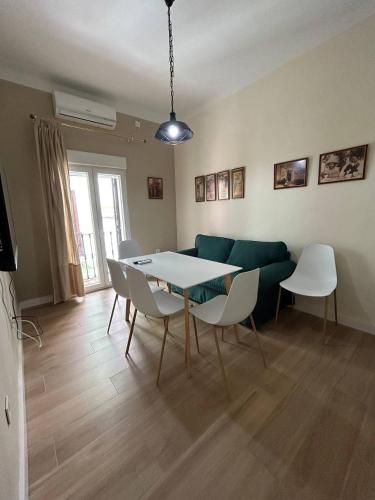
left=231, top=167, right=245, bottom=199
left=274, top=158, right=308, bottom=189
left=318, top=145, right=368, bottom=184
left=148, top=177, right=163, bottom=199
left=205, top=173, right=217, bottom=201
left=195, top=175, right=205, bottom=202
left=217, top=170, right=230, bottom=200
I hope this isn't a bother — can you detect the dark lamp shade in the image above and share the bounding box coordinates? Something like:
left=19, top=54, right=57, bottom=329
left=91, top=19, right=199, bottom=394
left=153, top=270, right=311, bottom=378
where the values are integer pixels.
left=155, top=112, right=194, bottom=145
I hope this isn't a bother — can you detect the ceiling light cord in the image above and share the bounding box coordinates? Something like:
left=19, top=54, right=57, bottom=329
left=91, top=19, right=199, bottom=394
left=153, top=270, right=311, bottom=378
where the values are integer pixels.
left=168, top=6, right=175, bottom=114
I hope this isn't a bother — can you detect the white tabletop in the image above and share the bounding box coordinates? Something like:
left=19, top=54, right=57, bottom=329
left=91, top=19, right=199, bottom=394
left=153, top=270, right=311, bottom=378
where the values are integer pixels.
left=121, top=251, right=242, bottom=290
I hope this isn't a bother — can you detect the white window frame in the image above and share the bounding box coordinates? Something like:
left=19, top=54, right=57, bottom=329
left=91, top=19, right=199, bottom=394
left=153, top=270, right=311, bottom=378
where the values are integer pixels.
left=67, top=150, right=131, bottom=291
left=67, top=150, right=131, bottom=241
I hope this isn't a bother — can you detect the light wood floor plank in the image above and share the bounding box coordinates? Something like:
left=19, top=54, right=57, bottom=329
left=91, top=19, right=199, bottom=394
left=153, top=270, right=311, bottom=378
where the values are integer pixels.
left=23, top=289, right=375, bottom=499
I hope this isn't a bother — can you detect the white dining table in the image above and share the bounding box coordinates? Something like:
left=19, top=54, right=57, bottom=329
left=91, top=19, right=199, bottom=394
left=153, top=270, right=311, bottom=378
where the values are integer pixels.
left=121, top=251, right=242, bottom=377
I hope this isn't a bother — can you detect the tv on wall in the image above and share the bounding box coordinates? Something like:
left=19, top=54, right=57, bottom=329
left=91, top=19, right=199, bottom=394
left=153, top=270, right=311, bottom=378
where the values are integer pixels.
left=0, top=167, right=18, bottom=272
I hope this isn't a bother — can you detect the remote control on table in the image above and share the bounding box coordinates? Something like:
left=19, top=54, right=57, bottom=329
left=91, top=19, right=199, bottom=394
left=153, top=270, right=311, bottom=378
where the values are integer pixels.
left=133, top=258, right=152, bottom=265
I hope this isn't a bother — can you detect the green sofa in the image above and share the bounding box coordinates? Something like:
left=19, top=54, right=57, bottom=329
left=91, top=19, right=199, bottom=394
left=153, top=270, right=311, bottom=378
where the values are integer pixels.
left=172, top=234, right=296, bottom=327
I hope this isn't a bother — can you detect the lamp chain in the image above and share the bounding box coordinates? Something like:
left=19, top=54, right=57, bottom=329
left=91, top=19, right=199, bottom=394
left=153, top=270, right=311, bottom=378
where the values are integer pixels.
left=167, top=6, right=175, bottom=113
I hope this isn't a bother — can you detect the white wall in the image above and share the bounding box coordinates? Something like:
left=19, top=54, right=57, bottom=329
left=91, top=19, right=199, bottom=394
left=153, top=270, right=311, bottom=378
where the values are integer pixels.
left=175, top=14, right=375, bottom=334
left=0, top=272, right=26, bottom=499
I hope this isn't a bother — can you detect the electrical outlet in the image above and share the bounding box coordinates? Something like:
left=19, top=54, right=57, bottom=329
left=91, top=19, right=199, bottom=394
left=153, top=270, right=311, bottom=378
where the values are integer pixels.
left=155, top=249, right=160, bottom=253
left=4, top=395, right=10, bottom=426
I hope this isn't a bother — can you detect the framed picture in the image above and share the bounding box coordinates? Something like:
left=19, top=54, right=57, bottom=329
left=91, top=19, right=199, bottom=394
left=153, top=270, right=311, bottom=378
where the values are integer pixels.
left=318, top=145, right=368, bottom=184
left=217, top=170, right=230, bottom=200
left=205, top=173, right=216, bottom=201
left=195, top=175, right=205, bottom=202
left=274, top=158, right=308, bottom=189
left=148, top=177, right=163, bottom=199
left=231, top=167, right=245, bottom=199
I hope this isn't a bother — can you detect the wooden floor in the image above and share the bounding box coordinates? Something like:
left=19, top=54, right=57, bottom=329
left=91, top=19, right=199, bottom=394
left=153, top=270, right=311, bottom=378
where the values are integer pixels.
left=24, top=288, right=375, bottom=500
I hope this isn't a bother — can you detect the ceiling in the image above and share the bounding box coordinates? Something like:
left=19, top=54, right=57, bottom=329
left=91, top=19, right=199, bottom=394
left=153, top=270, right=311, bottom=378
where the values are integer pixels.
left=1, top=0, right=375, bottom=122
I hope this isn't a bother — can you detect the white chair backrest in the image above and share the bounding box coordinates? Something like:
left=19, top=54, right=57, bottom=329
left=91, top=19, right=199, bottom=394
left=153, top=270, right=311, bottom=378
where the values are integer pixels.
left=107, top=259, right=129, bottom=298
left=295, top=244, right=337, bottom=288
left=118, top=239, right=142, bottom=260
left=126, top=266, right=162, bottom=317
left=220, top=269, right=260, bottom=325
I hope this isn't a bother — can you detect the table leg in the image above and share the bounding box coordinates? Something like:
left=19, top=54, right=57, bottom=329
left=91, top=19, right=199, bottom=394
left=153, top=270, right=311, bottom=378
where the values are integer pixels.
left=183, top=289, right=191, bottom=378
left=224, top=274, right=240, bottom=342
left=125, top=298, right=131, bottom=322
left=223, top=274, right=232, bottom=294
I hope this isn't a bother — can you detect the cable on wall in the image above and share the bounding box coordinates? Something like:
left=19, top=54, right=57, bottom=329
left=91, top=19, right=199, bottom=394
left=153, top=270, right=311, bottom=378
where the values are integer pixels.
left=0, top=272, right=43, bottom=347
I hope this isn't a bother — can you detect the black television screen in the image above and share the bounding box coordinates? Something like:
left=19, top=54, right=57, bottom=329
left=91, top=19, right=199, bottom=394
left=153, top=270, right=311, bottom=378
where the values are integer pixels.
left=0, top=168, right=17, bottom=272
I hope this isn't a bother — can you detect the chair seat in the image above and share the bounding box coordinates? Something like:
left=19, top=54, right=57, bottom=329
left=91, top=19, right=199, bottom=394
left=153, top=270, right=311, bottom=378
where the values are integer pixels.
left=281, top=275, right=336, bottom=297
left=153, top=290, right=185, bottom=317
left=116, top=278, right=161, bottom=298
left=189, top=295, right=227, bottom=326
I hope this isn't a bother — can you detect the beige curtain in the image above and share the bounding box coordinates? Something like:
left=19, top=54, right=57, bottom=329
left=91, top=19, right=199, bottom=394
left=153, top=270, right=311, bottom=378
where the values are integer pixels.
left=34, top=118, right=84, bottom=303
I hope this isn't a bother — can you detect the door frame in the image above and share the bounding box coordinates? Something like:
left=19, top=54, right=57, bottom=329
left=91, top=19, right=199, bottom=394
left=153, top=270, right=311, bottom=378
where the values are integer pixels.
left=67, top=151, right=131, bottom=292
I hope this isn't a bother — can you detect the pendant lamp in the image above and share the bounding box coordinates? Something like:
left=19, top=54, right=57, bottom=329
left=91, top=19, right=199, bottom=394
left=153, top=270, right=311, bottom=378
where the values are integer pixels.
left=155, top=0, right=194, bottom=145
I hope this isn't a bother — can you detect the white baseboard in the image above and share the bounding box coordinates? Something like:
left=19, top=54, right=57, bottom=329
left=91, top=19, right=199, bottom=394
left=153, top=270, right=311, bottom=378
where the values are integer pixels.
left=294, top=301, right=375, bottom=336
left=18, top=341, right=28, bottom=499
left=19, top=295, right=53, bottom=311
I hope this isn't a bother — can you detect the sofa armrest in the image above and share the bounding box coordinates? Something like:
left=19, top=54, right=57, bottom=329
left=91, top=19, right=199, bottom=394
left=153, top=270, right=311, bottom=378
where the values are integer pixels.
left=259, top=260, right=296, bottom=290
left=177, top=247, right=198, bottom=257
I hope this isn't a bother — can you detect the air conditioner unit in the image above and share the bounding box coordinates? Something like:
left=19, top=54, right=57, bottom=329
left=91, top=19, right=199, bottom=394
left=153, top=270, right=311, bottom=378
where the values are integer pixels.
left=53, top=90, right=117, bottom=130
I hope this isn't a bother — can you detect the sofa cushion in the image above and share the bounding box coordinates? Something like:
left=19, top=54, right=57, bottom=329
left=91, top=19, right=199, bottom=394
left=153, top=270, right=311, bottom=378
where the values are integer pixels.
left=177, top=247, right=198, bottom=257
left=226, top=240, right=289, bottom=271
left=195, top=234, right=235, bottom=263
left=171, top=284, right=219, bottom=304
left=202, top=272, right=240, bottom=294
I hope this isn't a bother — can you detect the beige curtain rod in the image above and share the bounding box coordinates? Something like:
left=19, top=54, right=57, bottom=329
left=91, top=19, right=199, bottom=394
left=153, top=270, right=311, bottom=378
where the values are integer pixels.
left=29, top=114, right=147, bottom=144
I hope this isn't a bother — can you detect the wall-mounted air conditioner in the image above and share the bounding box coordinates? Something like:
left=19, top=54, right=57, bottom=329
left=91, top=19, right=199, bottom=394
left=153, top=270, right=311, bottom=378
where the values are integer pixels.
left=52, top=90, right=117, bottom=130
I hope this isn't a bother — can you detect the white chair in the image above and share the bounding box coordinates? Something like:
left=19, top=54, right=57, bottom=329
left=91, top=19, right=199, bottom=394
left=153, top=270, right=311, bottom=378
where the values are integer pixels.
left=119, top=239, right=161, bottom=287
left=189, top=268, right=266, bottom=395
left=106, top=258, right=160, bottom=334
left=107, top=259, right=131, bottom=334
left=125, top=266, right=199, bottom=384
left=118, top=239, right=142, bottom=260
left=275, top=243, right=337, bottom=342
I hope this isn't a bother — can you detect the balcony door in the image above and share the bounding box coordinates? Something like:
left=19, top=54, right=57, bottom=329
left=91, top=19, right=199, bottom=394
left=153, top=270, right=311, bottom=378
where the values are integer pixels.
left=68, top=152, right=129, bottom=291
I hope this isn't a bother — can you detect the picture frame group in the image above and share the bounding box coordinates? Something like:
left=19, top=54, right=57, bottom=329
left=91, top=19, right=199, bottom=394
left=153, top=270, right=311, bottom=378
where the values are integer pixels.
left=195, top=167, right=245, bottom=202
left=194, top=144, right=368, bottom=200
left=274, top=144, right=368, bottom=190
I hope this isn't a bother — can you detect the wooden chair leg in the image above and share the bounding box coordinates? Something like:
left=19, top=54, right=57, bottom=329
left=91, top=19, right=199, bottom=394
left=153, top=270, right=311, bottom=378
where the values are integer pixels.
left=107, top=294, right=118, bottom=335
left=213, top=328, right=230, bottom=398
left=125, top=309, right=138, bottom=356
left=322, top=296, right=329, bottom=344
left=192, top=315, right=200, bottom=353
left=275, top=286, right=282, bottom=324
left=250, top=314, right=267, bottom=368
left=334, top=289, right=338, bottom=326
left=156, top=317, right=169, bottom=385
left=125, top=298, right=131, bottom=322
